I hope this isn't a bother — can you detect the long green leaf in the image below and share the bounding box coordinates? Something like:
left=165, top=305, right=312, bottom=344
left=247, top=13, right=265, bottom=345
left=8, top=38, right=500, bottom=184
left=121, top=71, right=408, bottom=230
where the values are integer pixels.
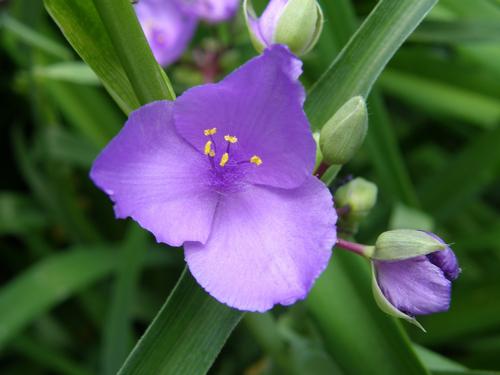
left=0, top=248, right=118, bottom=349
left=379, top=69, right=500, bottom=129
left=118, top=269, right=243, bottom=375
left=305, top=0, right=438, bottom=130
left=101, top=227, right=147, bottom=375
left=414, top=345, right=466, bottom=372
left=419, top=124, right=500, bottom=220
left=44, top=0, right=141, bottom=113
left=33, top=61, right=100, bottom=85
left=411, top=20, right=500, bottom=43
left=11, top=335, right=93, bottom=375
left=1, top=13, right=71, bottom=60
left=91, top=0, right=175, bottom=104
left=0, top=193, right=46, bottom=235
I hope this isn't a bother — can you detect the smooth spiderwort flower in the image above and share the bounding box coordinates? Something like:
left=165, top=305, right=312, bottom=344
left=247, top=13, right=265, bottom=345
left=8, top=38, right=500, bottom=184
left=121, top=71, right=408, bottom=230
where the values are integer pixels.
left=244, top=0, right=323, bottom=56
left=90, top=46, right=337, bottom=312
left=135, top=0, right=197, bottom=66
left=369, top=230, right=460, bottom=329
left=175, top=0, right=240, bottom=23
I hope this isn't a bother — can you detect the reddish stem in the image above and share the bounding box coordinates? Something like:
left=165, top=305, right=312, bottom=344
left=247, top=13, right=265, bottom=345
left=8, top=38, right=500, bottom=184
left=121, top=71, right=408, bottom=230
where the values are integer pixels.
left=336, top=238, right=367, bottom=256
left=315, top=162, right=329, bottom=179
left=336, top=205, right=351, bottom=216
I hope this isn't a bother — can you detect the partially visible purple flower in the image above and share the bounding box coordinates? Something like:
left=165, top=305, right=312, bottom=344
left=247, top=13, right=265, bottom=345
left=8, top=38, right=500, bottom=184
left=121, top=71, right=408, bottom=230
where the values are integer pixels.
left=175, top=0, right=240, bottom=23
left=135, top=0, right=197, bottom=66
left=90, top=46, right=337, bottom=312
left=372, top=233, right=460, bottom=328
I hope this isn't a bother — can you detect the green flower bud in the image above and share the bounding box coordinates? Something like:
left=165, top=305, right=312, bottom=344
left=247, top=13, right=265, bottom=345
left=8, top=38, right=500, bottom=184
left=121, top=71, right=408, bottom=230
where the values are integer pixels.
left=335, top=178, right=377, bottom=220
left=334, top=178, right=377, bottom=235
left=319, top=96, right=368, bottom=165
left=244, top=0, right=324, bottom=56
left=372, top=229, right=446, bottom=261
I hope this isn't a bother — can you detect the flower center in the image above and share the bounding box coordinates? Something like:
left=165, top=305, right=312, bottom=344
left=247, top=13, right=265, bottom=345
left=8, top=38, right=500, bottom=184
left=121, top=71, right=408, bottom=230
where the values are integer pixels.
left=202, top=128, right=262, bottom=169
left=201, top=128, right=262, bottom=194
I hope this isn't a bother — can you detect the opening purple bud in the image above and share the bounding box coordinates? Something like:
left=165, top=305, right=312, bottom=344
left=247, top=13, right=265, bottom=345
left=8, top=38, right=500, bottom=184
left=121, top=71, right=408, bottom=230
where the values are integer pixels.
left=244, top=0, right=324, bottom=56
left=371, top=232, right=460, bottom=329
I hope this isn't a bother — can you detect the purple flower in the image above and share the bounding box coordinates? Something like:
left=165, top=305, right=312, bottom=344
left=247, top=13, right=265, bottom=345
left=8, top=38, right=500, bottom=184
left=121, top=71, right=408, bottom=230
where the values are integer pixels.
left=135, top=0, right=197, bottom=66
left=175, top=0, right=240, bottom=23
left=372, top=234, right=460, bottom=328
left=90, top=46, right=337, bottom=312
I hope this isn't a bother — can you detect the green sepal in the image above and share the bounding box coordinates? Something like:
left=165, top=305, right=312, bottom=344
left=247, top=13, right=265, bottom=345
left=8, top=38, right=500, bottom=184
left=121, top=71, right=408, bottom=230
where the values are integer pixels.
left=373, top=229, right=446, bottom=261
left=274, top=0, right=323, bottom=55
left=243, top=0, right=266, bottom=53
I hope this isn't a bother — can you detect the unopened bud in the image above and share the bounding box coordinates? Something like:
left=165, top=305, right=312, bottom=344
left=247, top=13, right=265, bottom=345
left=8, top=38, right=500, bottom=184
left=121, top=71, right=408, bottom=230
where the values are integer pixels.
left=319, top=96, right=368, bottom=165
left=335, top=178, right=377, bottom=221
left=244, top=0, right=323, bottom=56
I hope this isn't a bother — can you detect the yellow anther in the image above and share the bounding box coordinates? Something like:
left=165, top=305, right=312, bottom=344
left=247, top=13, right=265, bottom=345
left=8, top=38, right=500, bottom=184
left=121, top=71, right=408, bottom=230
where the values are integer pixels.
left=204, top=141, right=213, bottom=156
left=204, top=128, right=217, bottom=136
left=224, top=135, right=238, bottom=144
left=250, top=155, right=263, bottom=166
left=209, top=150, right=215, bottom=157
left=220, top=152, right=229, bottom=167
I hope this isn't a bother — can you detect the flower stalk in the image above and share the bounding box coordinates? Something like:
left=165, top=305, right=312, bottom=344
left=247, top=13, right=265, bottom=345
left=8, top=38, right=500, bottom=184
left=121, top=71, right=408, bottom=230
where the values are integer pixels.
left=336, top=238, right=374, bottom=257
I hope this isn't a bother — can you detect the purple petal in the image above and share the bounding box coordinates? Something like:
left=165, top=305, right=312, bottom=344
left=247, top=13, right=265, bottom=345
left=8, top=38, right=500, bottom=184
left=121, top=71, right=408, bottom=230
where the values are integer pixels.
left=90, top=101, right=219, bottom=246
left=184, top=176, right=337, bottom=312
left=245, top=6, right=266, bottom=48
left=173, top=45, right=314, bottom=189
left=258, top=0, right=288, bottom=45
left=176, top=0, right=240, bottom=22
left=135, top=0, right=197, bottom=66
left=424, top=232, right=461, bottom=281
left=374, top=257, right=452, bottom=316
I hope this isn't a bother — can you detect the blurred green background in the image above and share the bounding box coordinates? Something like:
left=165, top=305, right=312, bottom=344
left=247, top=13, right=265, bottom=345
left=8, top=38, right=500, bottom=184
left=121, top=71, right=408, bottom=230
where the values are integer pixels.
left=1, top=0, right=500, bottom=374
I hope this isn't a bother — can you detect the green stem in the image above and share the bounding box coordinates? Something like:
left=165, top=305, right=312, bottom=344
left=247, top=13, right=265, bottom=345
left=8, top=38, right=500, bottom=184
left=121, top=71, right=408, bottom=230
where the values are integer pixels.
left=91, top=0, right=175, bottom=104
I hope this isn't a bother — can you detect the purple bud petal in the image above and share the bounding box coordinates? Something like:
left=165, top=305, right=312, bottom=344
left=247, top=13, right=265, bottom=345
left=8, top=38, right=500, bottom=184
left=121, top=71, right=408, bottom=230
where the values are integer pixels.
left=374, top=256, right=452, bottom=316
left=424, top=232, right=461, bottom=281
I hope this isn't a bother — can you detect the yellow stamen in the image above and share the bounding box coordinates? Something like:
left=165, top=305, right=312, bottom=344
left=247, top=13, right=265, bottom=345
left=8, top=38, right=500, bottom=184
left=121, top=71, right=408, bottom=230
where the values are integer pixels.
left=250, top=155, right=262, bottom=166
left=204, top=141, right=213, bottom=156
left=209, top=150, right=215, bottom=157
left=204, top=128, right=217, bottom=136
left=220, top=152, right=229, bottom=167
left=224, top=135, right=238, bottom=144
